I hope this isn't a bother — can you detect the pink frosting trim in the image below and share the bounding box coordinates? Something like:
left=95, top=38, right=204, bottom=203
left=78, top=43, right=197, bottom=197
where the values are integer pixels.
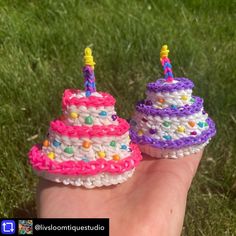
left=50, top=117, right=129, bottom=138
left=28, top=144, right=142, bottom=176
left=62, top=89, right=116, bottom=110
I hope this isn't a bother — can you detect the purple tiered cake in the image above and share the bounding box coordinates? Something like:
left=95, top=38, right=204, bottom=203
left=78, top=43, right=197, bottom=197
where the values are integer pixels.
left=130, top=45, right=216, bottom=158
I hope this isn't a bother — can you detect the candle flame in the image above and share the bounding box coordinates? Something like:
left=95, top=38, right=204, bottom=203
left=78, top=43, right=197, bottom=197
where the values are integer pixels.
left=160, top=45, right=169, bottom=61
left=84, top=47, right=96, bottom=69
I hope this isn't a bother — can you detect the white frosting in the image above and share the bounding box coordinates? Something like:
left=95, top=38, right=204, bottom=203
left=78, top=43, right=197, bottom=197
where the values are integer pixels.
left=69, top=91, right=103, bottom=99
left=42, top=130, right=131, bottom=162
left=163, top=79, right=179, bottom=84
left=132, top=109, right=209, bottom=141
left=146, top=89, right=194, bottom=108
left=64, top=105, right=118, bottom=126
left=35, top=169, right=134, bottom=188
left=139, top=141, right=209, bottom=159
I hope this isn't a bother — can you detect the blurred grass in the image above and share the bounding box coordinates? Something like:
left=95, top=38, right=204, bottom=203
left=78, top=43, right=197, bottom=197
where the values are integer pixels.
left=0, top=0, right=235, bottom=234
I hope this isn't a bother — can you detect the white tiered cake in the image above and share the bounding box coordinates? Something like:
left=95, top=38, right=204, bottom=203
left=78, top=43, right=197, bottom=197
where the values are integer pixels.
left=130, top=45, right=216, bottom=159
left=29, top=48, right=142, bottom=188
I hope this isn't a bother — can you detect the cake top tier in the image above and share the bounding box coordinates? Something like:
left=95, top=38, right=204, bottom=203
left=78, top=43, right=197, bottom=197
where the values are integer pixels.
left=62, top=89, right=116, bottom=110
left=147, top=45, right=195, bottom=93
left=62, top=47, right=116, bottom=109
left=147, top=77, right=194, bottom=93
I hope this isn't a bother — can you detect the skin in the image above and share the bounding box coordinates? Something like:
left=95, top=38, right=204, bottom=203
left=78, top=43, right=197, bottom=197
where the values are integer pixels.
left=37, top=151, right=203, bottom=236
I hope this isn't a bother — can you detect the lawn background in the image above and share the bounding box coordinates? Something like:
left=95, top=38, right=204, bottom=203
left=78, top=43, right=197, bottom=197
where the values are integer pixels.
left=0, top=0, right=236, bottom=235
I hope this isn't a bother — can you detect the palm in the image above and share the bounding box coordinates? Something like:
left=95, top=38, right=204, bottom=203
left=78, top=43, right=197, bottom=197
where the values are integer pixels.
left=37, top=152, right=202, bottom=236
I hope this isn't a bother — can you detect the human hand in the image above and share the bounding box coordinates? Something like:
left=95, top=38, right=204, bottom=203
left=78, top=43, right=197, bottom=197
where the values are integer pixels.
left=37, top=151, right=203, bottom=236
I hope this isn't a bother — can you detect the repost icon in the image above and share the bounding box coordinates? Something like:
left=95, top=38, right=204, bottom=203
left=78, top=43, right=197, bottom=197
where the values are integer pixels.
left=1, top=220, right=15, bottom=235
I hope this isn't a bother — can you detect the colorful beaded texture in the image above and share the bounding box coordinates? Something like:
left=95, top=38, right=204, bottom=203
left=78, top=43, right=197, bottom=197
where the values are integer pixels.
left=29, top=144, right=141, bottom=175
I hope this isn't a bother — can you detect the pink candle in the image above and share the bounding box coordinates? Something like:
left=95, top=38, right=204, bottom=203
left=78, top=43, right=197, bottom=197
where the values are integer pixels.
left=160, top=45, right=174, bottom=83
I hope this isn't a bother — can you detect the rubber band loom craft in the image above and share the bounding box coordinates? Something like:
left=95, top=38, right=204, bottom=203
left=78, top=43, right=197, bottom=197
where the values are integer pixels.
left=28, top=48, right=142, bottom=188
left=130, top=45, right=216, bottom=159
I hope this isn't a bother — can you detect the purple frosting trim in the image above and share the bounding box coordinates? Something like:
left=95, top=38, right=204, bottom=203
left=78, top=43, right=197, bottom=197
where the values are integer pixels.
left=130, top=118, right=216, bottom=149
left=136, top=96, right=203, bottom=118
left=147, top=77, right=194, bottom=93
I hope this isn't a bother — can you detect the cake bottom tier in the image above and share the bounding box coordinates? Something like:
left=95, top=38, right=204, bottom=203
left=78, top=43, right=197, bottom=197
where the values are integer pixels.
left=35, top=169, right=134, bottom=188
left=139, top=141, right=209, bottom=159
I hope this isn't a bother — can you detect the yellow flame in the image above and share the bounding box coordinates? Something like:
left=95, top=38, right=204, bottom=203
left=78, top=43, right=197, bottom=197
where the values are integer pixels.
left=160, top=45, right=169, bottom=61
left=84, top=47, right=96, bottom=69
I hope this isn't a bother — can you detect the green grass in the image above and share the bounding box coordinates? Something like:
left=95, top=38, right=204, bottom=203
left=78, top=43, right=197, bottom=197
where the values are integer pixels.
left=0, top=0, right=235, bottom=234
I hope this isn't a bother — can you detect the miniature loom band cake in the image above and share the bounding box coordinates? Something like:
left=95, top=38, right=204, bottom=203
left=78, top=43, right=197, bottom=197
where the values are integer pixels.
left=130, top=45, right=216, bottom=159
left=28, top=48, right=142, bottom=188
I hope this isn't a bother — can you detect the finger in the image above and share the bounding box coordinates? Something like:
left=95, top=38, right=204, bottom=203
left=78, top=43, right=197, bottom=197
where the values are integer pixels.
left=141, top=150, right=203, bottom=190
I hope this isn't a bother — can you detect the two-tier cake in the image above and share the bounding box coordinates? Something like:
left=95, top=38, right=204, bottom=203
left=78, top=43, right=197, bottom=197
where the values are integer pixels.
left=130, top=45, right=216, bottom=159
left=28, top=48, right=142, bottom=188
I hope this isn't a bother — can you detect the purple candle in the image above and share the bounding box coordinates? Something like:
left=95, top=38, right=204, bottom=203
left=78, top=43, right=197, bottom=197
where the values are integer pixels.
left=83, top=47, right=96, bottom=97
